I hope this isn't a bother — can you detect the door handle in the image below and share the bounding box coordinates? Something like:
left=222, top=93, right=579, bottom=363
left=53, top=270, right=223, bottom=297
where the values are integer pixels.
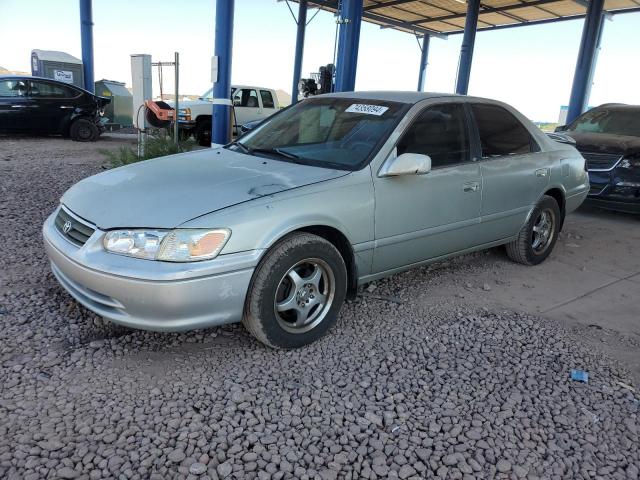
left=536, top=168, right=549, bottom=177
left=463, top=181, right=480, bottom=192
left=60, top=106, right=75, bottom=109
left=10, top=105, right=26, bottom=108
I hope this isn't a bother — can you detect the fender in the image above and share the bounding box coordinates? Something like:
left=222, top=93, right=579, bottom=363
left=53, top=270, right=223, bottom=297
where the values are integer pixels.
left=522, top=184, right=567, bottom=231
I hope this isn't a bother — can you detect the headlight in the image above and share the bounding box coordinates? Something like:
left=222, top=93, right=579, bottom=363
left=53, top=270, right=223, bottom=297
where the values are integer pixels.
left=619, top=158, right=640, bottom=169
left=178, top=107, right=192, bottom=121
left=103, top=229, right=230, bottom=262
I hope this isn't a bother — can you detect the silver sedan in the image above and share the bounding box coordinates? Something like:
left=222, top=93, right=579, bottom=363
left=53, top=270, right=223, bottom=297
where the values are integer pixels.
left=43, top=92, right=589, bottom=347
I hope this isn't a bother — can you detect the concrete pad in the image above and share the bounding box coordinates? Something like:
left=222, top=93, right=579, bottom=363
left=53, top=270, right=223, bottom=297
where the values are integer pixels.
left=543, top=278, right=640, bottom=335
left=556, top=207, right=640, bottom=278
left=628, top=273, right=640, bottom=284
left=442, top=256, right=621, bottom=315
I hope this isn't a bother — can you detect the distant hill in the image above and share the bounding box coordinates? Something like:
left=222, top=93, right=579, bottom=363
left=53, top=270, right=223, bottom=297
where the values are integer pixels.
left=276, top=89, right=291, bottom=107
left=0, top=66, right=31, bottom=76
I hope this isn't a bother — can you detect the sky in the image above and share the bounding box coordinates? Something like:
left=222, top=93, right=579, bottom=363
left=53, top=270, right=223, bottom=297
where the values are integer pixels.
left=1, top=0, right=639, bottom=122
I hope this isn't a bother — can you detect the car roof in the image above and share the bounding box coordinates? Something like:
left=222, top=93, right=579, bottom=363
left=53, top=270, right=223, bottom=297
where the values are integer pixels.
left=593, top=103, right=640, bottom=111
left=0, top=75, right=94, bottom=95
left=232, top=85, right=273, bottom=91
left=0, top=75, right=80, bottom=86
left=318, top=90, right=501, bottom=105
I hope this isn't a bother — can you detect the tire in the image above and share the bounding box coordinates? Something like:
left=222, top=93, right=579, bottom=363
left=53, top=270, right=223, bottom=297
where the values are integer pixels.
left=195, top=119, right=211, bottom=147
left=69, top=118, right=99, bottom=142
left=169, top=128, right=192, bottom=142
left=243, top=232, right=348, bottom=348
left=506, top=195, right=561, bottom=266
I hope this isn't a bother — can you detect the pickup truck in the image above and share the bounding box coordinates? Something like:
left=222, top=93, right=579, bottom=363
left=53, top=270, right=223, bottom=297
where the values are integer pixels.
left=175, top=85, right=280, bottom=145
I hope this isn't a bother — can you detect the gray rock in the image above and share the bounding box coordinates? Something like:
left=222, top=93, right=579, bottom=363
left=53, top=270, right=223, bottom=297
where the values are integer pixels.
left=57, top=467, right=80, bottom=479
left=168, top=449, right=186, bottom=463
left=189, top=462, right=207, bottom=475
left=217, top=462, right=233, bottom=478
left=399, top=465, right=416, bottom=479
left=496, top=460, right=512, bottom=473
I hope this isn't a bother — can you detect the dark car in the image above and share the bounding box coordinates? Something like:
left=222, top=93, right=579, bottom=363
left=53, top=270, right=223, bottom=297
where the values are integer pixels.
left=0, top=76, right=110, bottom=141
left=558, top=104, right=640, bottom=214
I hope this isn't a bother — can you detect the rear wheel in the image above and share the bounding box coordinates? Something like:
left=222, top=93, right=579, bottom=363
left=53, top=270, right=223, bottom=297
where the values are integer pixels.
left=243, top=233, right=347, bottom=348
left=506, top=195, right=561, bottom=265
left=69, top=118, right=99, bottom=142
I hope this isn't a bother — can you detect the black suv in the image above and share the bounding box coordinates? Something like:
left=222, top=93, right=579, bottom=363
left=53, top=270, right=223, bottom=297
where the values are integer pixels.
left=558, top=104, right=640, bottom=214
left=0, top=76, right=110, bottom=142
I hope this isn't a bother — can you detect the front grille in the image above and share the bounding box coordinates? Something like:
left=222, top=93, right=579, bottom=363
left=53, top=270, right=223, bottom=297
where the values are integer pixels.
left=54, top=207, right=95, bottom=246
left=581, top=151, right=622, bottom=171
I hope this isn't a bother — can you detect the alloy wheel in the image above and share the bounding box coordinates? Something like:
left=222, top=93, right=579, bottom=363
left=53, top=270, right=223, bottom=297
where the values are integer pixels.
left=274, top=258, right=335, bottom=334
left=531, top=208, right=555, bottom=254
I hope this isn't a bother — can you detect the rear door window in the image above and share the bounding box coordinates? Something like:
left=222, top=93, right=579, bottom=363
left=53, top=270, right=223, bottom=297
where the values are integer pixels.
left=260, top=90, right=275, bottom=109
left=0, top=79, right=28, bottom=97
left=397, top=103, right=471, bottom=169
left=471, top=103, right=536, bottom=157
left=29, top=81, right=78, bottom=98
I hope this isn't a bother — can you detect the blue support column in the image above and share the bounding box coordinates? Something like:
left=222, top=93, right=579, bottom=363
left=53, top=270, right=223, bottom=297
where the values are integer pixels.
left=79, top=0, right=94, bottom=93
left=566, top=0, right=605, bottom=124
left=455, top=0, right=480, bottom=95
left=417, top=34, right=430, bottom=92
left=334, top=0, right=363, bottom=92
left=212, top=0, right=235, bottom=145
left=291, top=0, right=308, bottom=104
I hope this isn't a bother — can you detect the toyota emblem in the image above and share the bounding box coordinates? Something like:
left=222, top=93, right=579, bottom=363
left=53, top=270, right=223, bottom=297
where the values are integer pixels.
left=62, top=220, right=72, bottom=234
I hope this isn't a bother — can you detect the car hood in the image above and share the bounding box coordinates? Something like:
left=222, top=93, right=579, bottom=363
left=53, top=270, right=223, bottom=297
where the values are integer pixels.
left=167, top=99, right=209, bottom=109
left=566, top=131, right=640, bottom=156
left=62, top=148, right=347, bottom=229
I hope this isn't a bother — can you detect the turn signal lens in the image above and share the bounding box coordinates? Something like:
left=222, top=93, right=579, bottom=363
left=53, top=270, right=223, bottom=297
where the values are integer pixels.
left=157, top=229, right=231, bottom=262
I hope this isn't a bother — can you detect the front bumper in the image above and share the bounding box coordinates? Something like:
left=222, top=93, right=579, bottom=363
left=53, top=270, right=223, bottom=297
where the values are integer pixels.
left=42, top=209, right=261, bottom=332
left=584, top=196, right=640, bottom=214
left=587, top=169, right=640, bottom=214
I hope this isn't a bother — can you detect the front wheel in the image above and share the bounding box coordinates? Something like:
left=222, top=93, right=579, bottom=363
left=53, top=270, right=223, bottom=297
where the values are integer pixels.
left=506, top=195, right=561, bottom=265
left=243, top=233, right=347, bottom=348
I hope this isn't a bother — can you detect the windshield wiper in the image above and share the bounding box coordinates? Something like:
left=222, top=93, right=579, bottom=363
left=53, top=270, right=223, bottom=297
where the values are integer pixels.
left=227, top=143, right=303, bottom=162
left=227, top=140, right=251, bottom=154
left=251, top=147, right=301, bottom=161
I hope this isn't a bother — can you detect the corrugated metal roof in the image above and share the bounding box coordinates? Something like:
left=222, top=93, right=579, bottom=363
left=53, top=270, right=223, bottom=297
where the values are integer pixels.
left=32, top=50, right=82, bottom=64
left=299, top=0, right=640, bottom=35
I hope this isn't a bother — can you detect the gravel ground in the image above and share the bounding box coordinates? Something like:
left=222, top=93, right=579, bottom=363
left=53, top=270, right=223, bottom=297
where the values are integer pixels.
left=0, top=137, right=638, bottom=480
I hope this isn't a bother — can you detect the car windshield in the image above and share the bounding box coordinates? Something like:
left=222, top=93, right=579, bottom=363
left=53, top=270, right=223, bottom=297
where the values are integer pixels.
left=568, top=107, right=640, bottom=137
left=229, top=97, right=408, bottom=170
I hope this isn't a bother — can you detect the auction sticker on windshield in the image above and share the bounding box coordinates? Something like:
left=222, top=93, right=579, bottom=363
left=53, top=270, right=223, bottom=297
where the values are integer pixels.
left=345, top=104, right=389, bottom=116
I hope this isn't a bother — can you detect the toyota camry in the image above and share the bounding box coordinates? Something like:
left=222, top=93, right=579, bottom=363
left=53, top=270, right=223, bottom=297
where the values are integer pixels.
left=43, top=92, right=589, bottom=348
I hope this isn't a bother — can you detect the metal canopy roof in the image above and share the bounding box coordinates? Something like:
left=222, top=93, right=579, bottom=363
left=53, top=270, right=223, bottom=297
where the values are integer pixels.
left=301, top=0, right=640, bottom=36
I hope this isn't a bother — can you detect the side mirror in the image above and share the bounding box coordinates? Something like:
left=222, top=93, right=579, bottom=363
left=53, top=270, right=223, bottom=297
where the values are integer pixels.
left=546, top=132, right=577, bottom=146
left=379, top=152, right=432, bottom=177
left=554, top=124, right=567, bottom=132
